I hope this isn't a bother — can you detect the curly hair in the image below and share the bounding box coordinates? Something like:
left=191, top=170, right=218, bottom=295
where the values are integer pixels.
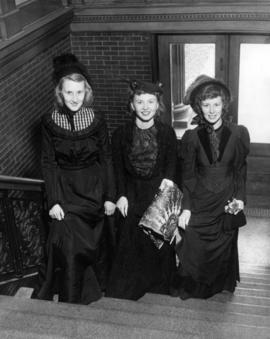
left=193, top=83, right=231, bottom=116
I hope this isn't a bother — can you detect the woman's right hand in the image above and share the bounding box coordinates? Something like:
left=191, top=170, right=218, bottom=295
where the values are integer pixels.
left=49, top=204, right=65, bottom=221
left=116, top=196, right=128, bottom=217
left=178, top=209, right=191, bottom=230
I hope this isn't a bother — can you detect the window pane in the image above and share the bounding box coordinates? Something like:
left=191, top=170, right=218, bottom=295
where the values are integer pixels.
left=238, top=44, right=270, bottom=143
left=184, top=44, right=215, bottom=91
left=170, top=43, right=215, bottom=138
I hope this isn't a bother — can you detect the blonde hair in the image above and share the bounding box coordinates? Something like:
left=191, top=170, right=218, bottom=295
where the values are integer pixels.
left=55, top=73, right=93, bottom=107
left=128, top=90, right=165, bottom=117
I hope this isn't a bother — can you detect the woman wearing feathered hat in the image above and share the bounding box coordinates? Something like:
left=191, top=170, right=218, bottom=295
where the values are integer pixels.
left=171, top=75, right=250, bottom=299
left=106, top=80, right=178, bottom=300
left=37, top=53, right=115, bottom=304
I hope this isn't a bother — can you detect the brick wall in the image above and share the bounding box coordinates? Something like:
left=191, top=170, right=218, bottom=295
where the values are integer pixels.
left=0, top=31, right=153, bottom=179
left=0, top=37, right=70, bottom=179
left=71, top=32, right=153, bottom=134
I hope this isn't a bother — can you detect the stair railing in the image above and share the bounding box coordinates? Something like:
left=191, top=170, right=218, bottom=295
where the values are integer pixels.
left=0, top=175, right=47, bottom=283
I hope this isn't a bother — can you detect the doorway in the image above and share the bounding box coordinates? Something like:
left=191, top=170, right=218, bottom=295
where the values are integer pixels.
left=158, top=34, right=270, bottom=155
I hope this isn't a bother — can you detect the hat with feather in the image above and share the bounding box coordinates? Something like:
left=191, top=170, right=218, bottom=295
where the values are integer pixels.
left=128, top=79, right=163, bottom=95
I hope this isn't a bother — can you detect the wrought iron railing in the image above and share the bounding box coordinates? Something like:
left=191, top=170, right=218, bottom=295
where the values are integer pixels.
left=0, top=175, right=47, bottom=282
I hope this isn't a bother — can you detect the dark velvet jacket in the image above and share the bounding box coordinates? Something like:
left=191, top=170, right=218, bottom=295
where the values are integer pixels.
left=180, top=122, right=250, bottom=211
left=41, top=111, right=115, bottom=209
left=111, top=118, right=178, bottom=201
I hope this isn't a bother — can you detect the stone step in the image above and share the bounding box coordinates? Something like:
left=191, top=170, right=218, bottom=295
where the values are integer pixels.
left=94, top=296, right=270, bottom=328
left=0, top=329, right=65, bottom=339
left=210, top=291, right=270, bottom=307
left=240, top=273, right=270, bottom=286
left=241, top=274, right=270, bottom=285
left=240, top=263, right=270, bottom=275
left=140, top=293, right=270, bottom=317
left=0, top=306, right=181, bottom=339
left=236, top=286, right=270, bottom=298
left=0, top=297, right=269, bottom=339
left=239, top=280, right=270, bottom=291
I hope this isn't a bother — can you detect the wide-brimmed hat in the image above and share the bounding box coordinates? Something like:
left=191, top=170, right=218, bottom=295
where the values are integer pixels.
left=52, top=53, right=91, bottom=86
left=183, top=75, right=231, bottom=109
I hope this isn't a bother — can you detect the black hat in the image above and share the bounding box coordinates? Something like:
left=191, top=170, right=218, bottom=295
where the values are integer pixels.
left=52, top=53, right=91, bottom=85
left=183, top=75, right=231, bottom=109
left=129, top=80, right=163, bottom=95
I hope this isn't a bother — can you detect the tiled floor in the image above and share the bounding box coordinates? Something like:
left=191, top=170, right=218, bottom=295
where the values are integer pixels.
left=238, top=216, right=270, bottom=267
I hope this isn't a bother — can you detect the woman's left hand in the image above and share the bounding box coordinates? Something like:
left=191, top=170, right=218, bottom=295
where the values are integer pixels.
left=104, top=201, right=116, bottom=216
left=178, top=209, right=191, bottom=229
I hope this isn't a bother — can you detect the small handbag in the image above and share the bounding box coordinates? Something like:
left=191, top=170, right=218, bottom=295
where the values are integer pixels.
left=139, top=180, right=183, bottom=248
left=223, top=210, right=247, bottom=232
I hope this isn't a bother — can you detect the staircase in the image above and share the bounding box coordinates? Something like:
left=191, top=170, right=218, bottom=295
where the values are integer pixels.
left=0, top=264, right=269, bottom=339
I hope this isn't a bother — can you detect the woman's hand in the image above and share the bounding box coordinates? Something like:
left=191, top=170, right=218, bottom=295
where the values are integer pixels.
left=178, top=209, right=191, bottom=230
left=104, top=201, right=116, bottom=216
left=49, top=204, right=65, bottom=221
left=116, top=196, right=128, bottom=217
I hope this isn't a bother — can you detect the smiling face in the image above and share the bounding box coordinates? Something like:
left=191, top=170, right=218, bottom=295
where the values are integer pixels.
left=131, top=93, right=159, bottom=128
left=61, top=78, right=86, bottom=112
left=200, top=96, right=223, bottom=129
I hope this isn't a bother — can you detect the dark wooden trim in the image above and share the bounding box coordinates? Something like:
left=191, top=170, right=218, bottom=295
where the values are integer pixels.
left=0, top=7, right=73, bottom=80
left=0, top=175, right=44, bottom=192
left=71, top=5, right=270, bottom=33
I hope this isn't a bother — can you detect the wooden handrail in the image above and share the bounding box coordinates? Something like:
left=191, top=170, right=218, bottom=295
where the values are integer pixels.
left=0, top=175, right=45, bottom=192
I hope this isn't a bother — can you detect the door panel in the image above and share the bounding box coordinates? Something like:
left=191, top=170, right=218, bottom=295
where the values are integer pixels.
left=158, top=35, right=228, bottom=138
left=229, top=35, right=270, bottom=156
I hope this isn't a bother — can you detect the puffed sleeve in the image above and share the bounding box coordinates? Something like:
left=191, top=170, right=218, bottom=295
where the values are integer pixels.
left=96, top=117, right=116, bottom=202
left=111, top=126, right=127, bottom=201
left=41, top=121, right=60, bottom=209
left=180, top=129, right=198, bottom=210
left=163, top=125, right=178, bottom=181
left=233, top=125, right=250, bottom=203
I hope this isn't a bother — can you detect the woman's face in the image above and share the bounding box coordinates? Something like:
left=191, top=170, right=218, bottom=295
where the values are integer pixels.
left=61, top=79, right=86, bottom=111
left=131, top=93, right=159, bottom=124
left=200, top=96, right=223, bottom=127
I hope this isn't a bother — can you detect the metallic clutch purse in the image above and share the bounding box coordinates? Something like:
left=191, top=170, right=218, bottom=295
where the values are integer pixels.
left=139, top=179, right=183, bottom=248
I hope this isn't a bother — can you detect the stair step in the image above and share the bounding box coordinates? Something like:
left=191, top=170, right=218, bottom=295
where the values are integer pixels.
left=236, top=286, right=270, bottom=298
left=239, top=280, right=270, bottom=291
left=0, top=296, right=269, bottom=339
left=0, top=329, right=65, bottom=339
left=210, top=291, right=270, bottom=307
left=240, top=263, right=270, bottom=275
left=94, top=296, right=270, bottom=328
left=0, top=305, right=181, bottom=339
left=140, top=293, right=270, bottom=317
left=240, top=273, right=270, bottom=286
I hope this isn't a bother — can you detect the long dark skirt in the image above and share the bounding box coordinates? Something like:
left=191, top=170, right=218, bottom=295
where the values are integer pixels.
left=171, top=217, right=240, bottom=299
left=106, top=211, right=176, bottom=301
left=37, top=166, right=106, bottom=304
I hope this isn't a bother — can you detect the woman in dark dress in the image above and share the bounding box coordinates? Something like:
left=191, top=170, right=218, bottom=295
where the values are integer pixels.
left=37, top=54, right=115, bottom=304
left=172, top=75, right=250, bottom=299
left=106, top=80, right=178, bottom=300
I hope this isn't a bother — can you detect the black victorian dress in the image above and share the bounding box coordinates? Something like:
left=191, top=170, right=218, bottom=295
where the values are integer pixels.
left=172, top=121, right=250, bottom=299
left=37, top=107, right=115, bottom=304
left=106, top=118, right=178, bottom=300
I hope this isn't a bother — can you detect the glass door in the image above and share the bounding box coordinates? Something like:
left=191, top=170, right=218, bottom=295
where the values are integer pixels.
left=158, top=35, right=228, bottom=138
left=229, top=35, right=270, bottom=155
